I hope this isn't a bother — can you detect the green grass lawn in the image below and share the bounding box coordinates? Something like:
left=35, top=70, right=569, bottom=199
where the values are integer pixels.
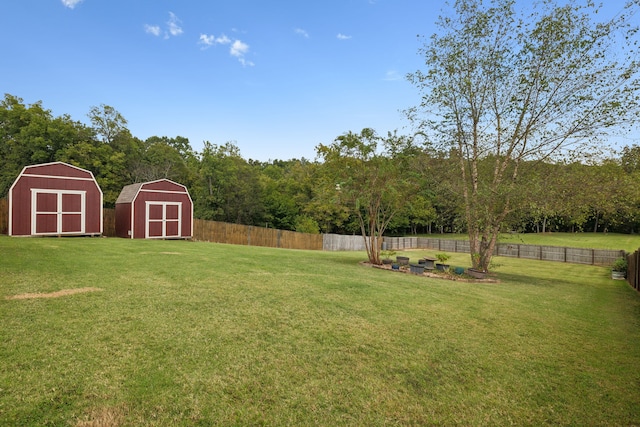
left=1, top=236, right=639, bottom=426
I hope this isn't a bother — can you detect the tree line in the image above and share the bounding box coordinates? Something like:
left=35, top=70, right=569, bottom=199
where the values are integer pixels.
left=4, top=0, right=639, bottom=271
left=1, top=93, right=639, bottom=238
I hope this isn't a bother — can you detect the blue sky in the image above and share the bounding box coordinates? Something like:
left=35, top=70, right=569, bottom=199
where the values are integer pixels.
left=1, top=1, right=635, bottom=161
left=2, top=0, right=436, bottom=161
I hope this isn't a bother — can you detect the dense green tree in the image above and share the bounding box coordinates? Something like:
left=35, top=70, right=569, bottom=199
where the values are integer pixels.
left=88, top=104, right=128, bottom=145
left=0, top=94, right=90, bottom=197
left=620, top=144, right=640, bottom=173
left=194, top=142, right=264, bottom=224
left=57, top=140, right=127, bottom=206
left=128, top=136, right=193, bottom=185
left=580, top=161, right=638, bottom=233
left=259, top=161, right=302, bottom=230
left=316, top=129, right=417, bottom=264
left=407, top=0, right=640, bottom=272
left=257, top=158, right=319, bottom=231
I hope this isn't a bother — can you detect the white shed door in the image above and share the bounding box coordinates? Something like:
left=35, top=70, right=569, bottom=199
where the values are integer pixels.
left=32, top=189, right=86, bottom=235
left=145, top=202, right=181, bottom=238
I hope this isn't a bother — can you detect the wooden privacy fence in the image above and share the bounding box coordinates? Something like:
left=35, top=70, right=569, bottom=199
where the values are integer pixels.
left=192, top=218, right=323, bottom=250
left=103, top=208, right=116, bottom=237
left=100, top=209, right=323, bottom=249
left=626, top=249, right=640, bottom=292
left=383, top=236, right=624, bottom=267
left=0, top=198, right=7, bottom=235
left=323, top=234, right=369, bottom=251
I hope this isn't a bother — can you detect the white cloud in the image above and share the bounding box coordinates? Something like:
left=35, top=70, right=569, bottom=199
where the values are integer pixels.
left=230, top=40, right=249, bottom=57
left=61, top=0, right=83, bottom=9
left=294, top=28, right=309, bottom=38
left=145, top=25, right=161, bottom=37
left=167, top=12, right=183, bottom=37
left=199, top=33, right=254, bottom=66
left=230, top=40, right=254, bottom=66
left=145, top=12, right=184, bottom=39
left=198, top=33, right=231, bottom=48
left=238, top=58, right=255, bottom=67
left=337, top=33, right=352, bottom=40
left=384, top=70, right=402, bottom=81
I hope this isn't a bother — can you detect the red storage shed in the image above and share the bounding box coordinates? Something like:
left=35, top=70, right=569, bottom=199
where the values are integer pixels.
left=8, top=162, right=103, bottom=236
left=115, top=179, right=193, bottom=239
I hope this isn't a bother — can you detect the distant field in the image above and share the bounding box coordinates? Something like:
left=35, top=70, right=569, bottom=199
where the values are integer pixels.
left=1, top=236, right=639, bottom=426
left=423, top=232, right=640, bottom=252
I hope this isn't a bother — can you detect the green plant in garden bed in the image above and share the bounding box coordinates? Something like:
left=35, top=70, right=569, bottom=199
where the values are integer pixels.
left=612, top=257, right=628, bottom=272
left=435, top=253, right=451, bottom=263
left=381, top=249, right=396, bottom=264
left=1, top=237, right=639, bottom=426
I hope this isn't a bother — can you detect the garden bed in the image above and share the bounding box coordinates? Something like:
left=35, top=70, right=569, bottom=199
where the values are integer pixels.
left=361, top=261, right=500, bottom=283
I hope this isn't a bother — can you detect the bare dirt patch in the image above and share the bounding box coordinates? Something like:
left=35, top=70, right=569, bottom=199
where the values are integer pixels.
left=75, top=406, right=125, bottom=427
left=5, top=287, right=103, bottom=300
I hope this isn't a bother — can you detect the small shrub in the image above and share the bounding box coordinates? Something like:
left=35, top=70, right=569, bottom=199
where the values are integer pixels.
left=381, top=249, right=396, bottom=260
left=436, top=253, right=450, bottom=263
left=612, top=257, right=628, bottom=272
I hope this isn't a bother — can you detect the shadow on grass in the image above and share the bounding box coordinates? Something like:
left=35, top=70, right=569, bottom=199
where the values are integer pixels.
left=492, top=271, right=558, bottom=287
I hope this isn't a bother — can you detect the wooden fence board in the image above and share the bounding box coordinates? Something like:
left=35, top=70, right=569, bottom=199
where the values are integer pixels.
left=382, top=236, right=622, bottom=266
left=192, top=218, right=323, bottom=250
left=0, top=198, right=7, bottom=235
left=566, top=247, right=592, bottom=264
left=437, top=240, right=456, bottom=252
left=497, top=244, right=519, bottom=257
left=519, top=244, right=542, bottom=260
left=324, top=234, right=367, bottom=251
left=628, top=250, right=640, bottom=291
left=103, top=208, right=116, bottom=237
left=541, top=245, right=565, bottom=262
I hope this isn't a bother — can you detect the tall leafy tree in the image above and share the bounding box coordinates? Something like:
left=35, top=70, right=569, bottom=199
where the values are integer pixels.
left=57, top=139, right=127, bottom=206
left=88, top=104, right=128, bottom=145
left=0, top=94, right=89, bottom=197
left=128, top=136, right=193, bottom=185
left=194, top=142, right=264, bottom=224
left=620, top=144, right=640, bottom=173
left=407, top=0, right=640, bottom=272
left=259, top=159, right=309, bottom=230
left=316, top=129, right=416, bottom=265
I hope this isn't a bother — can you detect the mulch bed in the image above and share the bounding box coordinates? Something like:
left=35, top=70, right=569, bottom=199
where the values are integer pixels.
left=361, top=262, right=500, bottom=283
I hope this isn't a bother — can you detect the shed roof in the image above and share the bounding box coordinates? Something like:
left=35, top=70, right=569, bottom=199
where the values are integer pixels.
left=20, top=161, right=97, bottom=180
left=115, top=183, right=143, bottom=204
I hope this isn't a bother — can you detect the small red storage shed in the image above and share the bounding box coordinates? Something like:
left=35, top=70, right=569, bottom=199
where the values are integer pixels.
left=8, top=162, right=103, bottom=236
left=115, top=179, right=193, bottom=239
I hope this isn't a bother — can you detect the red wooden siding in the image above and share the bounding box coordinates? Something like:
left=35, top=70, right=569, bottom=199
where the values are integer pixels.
left=114, top=203, right=132, bottom=238
left=115, top=179, right=192, bottom=239
left=9, top=162, right=103, bottom=236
